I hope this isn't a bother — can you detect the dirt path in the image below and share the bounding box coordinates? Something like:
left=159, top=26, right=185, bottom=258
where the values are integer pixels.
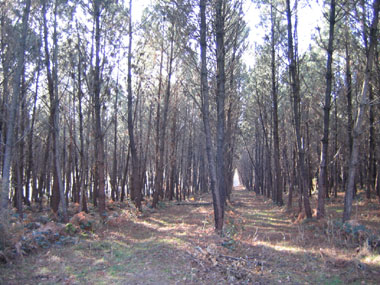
left=1, top=189, right=379, bottom=284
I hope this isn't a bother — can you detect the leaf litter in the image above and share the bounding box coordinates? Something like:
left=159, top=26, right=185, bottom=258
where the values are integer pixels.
left=1, top=189, right=380, bottom=284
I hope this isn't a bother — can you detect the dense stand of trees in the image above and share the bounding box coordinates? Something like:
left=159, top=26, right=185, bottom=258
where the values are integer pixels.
left=239, top=0, right=380, bottom=222
left=0, top=0, right=379, bottom=235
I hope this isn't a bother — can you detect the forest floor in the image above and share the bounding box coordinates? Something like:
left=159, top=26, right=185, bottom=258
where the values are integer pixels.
left=1, top=188, right=380, bottom=284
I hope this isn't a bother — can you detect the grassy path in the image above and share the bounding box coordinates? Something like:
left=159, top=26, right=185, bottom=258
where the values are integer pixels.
left=1, top=189, right=379, bottom=284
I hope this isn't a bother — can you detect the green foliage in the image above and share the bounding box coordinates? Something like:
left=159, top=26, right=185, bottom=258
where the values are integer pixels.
left=65, top=223, right=77, bottom=235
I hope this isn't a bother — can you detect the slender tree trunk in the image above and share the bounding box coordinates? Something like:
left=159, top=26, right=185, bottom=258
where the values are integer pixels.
left=93, top=0, right=106, bottom=216
left=317, top=0, right=336, bottom=219
left=111, top=72, right=119, bottom=201
left=120, top=144, right=130, bottom=202
left=19, top=84, right=27, bottom=208
left=140, top=104, right=153, bottom=199
left=152, top=33, right=164, bottom=208
left=271, top=3, right=282, bottom=206
left=367, top=74, right=375, bottom=199
left=343, top=0, right=379, bottom=222
left=168, top=94, right=178, bottom=201
left=286, top=0, right=312, bottom=219
left=153, top=25, right=175, bottom=207
left=200, top=0, right=220, bottom=231
left=334, top=95, right=339, bottom=198
left=344, top=19, right=354, bottom=194
left=42, top=0, right=68, bottom=221
left=29, top=60, right=40, bottom=204
left=127, top=0, right=141, bottom=210
left=77, top=36, right=88, bottom=212
left=1, top=0, right=31, bottom=225
left=214, top=0, right=227, bottom=232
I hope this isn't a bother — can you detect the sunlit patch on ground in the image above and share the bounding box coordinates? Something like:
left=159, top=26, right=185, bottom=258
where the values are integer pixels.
left=1, top=188, right=380, bottom=284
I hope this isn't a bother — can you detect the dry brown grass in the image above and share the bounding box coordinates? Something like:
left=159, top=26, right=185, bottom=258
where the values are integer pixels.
left=1, top=189, right=379, bottom=284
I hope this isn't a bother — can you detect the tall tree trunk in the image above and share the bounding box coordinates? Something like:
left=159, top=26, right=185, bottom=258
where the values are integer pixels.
left=153, top=24, right=175, bottom=207
left=168, top=94, right=178, bottom=201
left=14, top=74, right=26, bottom=215
left=42, top=0, right=68, bottom=222
left=285, top=0, right=312, bottom=219
left=127, top=0, right=141, bottom=210
left=152, top=31, right=164, bottom=208
left=317, top=0, right=336, bottom=219
left=214, top=0, right=227, bottom=232
left=343, top=0, right=379, bottom=222
left=77, top=34, right=88, bottom=213
left=344, top=9, right=354, bottom=196
left=93, top=0, right=106, bottom=216
left=0, top=10, right=11, bottom=174
left=29, top=59, right=40, bottom=204
left=200, top=0, right=219, bottom=231
left=333, top=95, right=339, bottom=198
left=271, top=2, right=282, bottom=206
left=367, top=83, right=375, bottom=199
left=1, top=0, right=31, bottom=225
left=111, top=74, right=119, bottom=202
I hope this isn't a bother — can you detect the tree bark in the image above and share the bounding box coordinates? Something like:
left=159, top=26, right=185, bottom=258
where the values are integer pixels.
left=271, top=2, right=282, bottom=206
left=127, top=0, right=141, bottom=210
left=77, top=34, right=88, bottom=213
left=153, top=22, right=175, bottom=207
left=214, top=0, right=227, bottom=232
left=317, top=0, right=336, bottom=219
left=152, top=29, right=164, bottom=208
left=285, top=0, right=312, bottom=219
left=42, top=0, right=68, bottom=222
left=343, top=0, right=379, bottom=222
left=200, top=0, right=220, bottom=232
left=93, top=0, right=106, bottom=216
left=1, top=0, right=31, bottom=222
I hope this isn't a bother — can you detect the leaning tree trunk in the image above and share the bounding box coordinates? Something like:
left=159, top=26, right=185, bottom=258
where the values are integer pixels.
left=343, top=0, right=379, bottom=222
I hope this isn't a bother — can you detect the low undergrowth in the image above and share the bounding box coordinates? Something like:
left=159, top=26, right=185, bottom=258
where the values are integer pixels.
left=0, top=189, right=379, bottom=284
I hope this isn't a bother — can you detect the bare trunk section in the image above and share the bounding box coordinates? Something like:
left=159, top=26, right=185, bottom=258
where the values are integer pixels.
left=271, top=3, right=282, bottom=206
left=127, top=0, right=141, bottom=210
left=215, top=0, right=227, bottom=232
left=77, top=33, right=88, bottom=213
left=152, top=41, right=164, bottom=208
left=200, top=0, right=219, bottom=232
left=285, top=0, right=312, bottom=219
left=343, top=0, right=379, bottom=222
left=1, top=0, right=31, bottom=225
left=153, top=24, right=174, bottom=208
left=317, top=0, right=336, bottom=219
left=42, top=0, right=68, bottom=222
left=93, top=0, right=106, bottom=216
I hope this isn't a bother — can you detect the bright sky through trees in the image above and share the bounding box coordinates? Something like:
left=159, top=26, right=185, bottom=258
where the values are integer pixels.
left=243, top=0, right=323, bottom=64
left=134, top=0, right=323, bottom=60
